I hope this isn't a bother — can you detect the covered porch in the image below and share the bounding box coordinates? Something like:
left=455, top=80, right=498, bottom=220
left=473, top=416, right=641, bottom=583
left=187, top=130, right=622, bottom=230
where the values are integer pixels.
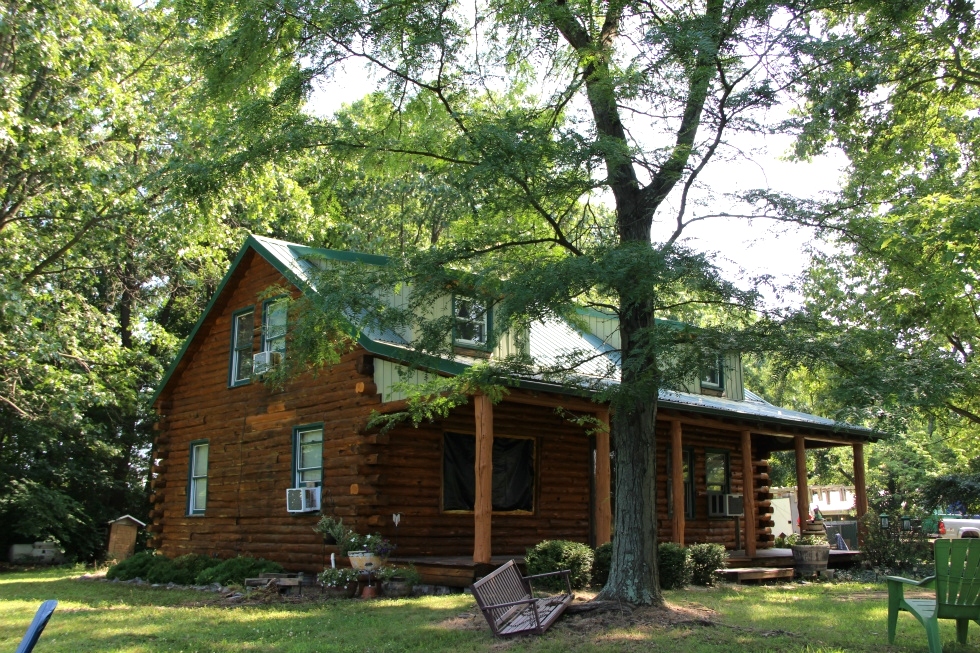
left=376, top=386, right=873, bottom=571
left=659, top=406, right=872, bottom=558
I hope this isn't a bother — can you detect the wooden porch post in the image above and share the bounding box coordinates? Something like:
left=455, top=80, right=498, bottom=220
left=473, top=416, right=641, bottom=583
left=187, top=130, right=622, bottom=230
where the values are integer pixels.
left=741, top=430, right=756, bottom=557
left=594, top=409, right=612, bottom=546
left=474, top=394, right=493, bottom=564
left=853, top=442, right=869, bottom=544
left=795, top=436, right=809, bottom=528
left=671, top=420, right=685, bottom=546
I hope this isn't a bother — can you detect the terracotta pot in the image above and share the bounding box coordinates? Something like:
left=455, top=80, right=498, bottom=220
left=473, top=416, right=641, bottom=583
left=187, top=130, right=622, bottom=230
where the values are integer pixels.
left=361, top=584, right=378, bottom=599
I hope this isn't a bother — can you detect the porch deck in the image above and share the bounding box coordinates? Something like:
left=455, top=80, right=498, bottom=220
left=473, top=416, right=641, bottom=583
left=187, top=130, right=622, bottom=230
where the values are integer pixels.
left=391, top=547, right=861, bottom=588
left=387, top=555, right=527, bottom=588
left=726, top=547, right=862, bottom=568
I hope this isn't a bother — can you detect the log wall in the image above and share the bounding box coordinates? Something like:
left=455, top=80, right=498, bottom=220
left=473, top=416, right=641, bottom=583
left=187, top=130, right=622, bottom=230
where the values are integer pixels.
left=149, top=248, right=774, bottom=574
left=654, top=423, right=775, bottom=550
left=376, top=400, right=593, bottom=557
left=150, top=252, right=387, bottom=572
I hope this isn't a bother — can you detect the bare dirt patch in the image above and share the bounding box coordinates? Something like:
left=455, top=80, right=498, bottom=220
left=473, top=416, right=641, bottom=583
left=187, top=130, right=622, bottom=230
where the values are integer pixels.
left=437, top=595, right=720, bottom=638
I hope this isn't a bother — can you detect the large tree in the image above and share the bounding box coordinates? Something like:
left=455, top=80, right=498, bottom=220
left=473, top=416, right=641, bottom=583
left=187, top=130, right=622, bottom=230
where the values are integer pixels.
left=189, top=0, right=889, bottom=603
left=751, top=0, right=980, bottom=491
left=0, top=0, right=337, bottom=557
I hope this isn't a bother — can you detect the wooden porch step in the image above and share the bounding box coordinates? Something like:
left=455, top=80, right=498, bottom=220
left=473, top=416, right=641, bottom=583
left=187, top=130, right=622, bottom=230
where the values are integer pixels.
left=720, top=567, right=794, bottom=584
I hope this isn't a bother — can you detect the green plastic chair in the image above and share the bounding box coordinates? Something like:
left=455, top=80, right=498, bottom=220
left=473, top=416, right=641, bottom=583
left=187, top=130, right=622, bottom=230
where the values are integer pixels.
left=887, top=539, right=980, bottom=652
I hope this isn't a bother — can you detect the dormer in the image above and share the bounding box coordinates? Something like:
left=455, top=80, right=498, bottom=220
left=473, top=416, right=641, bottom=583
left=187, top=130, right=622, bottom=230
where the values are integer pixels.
left=577, top=308, right=744, bottom=401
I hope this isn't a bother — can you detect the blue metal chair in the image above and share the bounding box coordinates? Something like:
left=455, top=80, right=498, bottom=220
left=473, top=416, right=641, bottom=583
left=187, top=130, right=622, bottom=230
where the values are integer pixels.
left=15, top=600, right=57, bottom=653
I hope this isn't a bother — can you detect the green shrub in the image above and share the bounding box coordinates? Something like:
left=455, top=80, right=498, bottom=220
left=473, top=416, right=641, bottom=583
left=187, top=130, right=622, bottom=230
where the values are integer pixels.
left=107, top=552, right=226, bottom=585
left=859, top=512, right=932, bottom=574
left=657, top=542, right=691, bottom=589
left=688, top=543, right=727, bottom=586
left=170, top=554, right=221, bottom=585
left=195, top=556, right=284, bottom=586
left=591, top=542, right=612, bottom=588
left=524, top=540, right=593, bottom=590
left=106, top=551, right=164, bottom=581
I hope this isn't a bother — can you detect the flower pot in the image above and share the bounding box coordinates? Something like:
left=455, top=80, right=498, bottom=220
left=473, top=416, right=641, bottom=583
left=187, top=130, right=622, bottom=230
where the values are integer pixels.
left=361, top=584, right=378, bottom=599
left=381, top=579, right=414, bottom=598
left=791, top=544, right=830, bottom=576
left=348, top=551, right=385, bottom=570
left=321, top=581, right=357, bottom=599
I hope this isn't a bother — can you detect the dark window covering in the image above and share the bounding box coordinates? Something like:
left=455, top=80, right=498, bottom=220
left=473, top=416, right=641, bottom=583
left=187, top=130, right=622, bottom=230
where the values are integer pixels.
left=443, top=432, right=534, bottom=512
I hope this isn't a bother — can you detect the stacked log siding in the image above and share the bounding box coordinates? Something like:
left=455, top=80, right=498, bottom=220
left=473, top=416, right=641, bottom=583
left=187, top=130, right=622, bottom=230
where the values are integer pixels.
left=150, top=246, right=787, bottom=575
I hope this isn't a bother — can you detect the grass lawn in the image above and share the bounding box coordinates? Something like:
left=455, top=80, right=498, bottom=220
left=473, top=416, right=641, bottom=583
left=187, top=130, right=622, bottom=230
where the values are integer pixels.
left=1, top=566, right=978, bottom=652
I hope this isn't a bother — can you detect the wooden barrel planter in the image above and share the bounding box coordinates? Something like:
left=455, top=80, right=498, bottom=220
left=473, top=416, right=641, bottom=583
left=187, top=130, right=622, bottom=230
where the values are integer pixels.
left=791, top=544, right=830, bottom=576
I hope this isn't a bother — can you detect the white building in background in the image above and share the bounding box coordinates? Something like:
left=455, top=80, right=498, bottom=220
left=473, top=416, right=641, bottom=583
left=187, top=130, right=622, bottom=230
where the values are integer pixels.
left=771, top=485, right=857, bottom=536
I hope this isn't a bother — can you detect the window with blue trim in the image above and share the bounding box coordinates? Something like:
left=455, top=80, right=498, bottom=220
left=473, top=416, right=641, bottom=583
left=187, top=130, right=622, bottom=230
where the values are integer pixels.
left=293, top=425, right=323, bottom=487
left=188, top=441, right=209, bottom=515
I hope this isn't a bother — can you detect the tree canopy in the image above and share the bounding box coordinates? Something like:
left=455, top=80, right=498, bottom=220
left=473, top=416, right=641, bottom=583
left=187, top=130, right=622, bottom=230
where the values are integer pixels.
left=185, top=0, right=904, bottom=604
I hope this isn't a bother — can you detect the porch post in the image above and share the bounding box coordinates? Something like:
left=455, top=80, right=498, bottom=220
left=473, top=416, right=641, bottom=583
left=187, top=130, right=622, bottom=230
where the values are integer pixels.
left=594, top=409, right=612, bottom=546
left=474, top=394, right=493, bottom=564
left=795, top=436, right=809, bottom=528
left=741, top=430, right=756, bottom=557
left=671, top=420, right=685, bottom=546
left=853, top=442, right=869, bottom=544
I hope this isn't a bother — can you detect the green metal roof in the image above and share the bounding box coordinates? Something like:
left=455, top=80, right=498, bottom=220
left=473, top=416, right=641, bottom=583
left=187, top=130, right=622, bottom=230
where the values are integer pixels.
left=151, top=235, right=879, bottom=441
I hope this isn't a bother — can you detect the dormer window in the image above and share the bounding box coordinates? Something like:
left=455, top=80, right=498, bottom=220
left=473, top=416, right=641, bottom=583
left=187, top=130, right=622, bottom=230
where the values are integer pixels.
left=701, top=356, right=723, bottom=390
left=453, top=296, right=490, bottom=348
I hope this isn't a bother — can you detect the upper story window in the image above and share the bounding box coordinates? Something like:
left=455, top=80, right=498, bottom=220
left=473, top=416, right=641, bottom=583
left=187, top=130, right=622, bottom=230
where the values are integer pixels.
left=230, top=308, right=254, bottom=386
left=262, top=299, right=287, bottom=355
left=701, top=356, right=723, bottom=390
left=293, top=425, right=323, bottom=487
left=187, top=440, right=209, bottom=515
left=453, top=296, right=490, bottom=348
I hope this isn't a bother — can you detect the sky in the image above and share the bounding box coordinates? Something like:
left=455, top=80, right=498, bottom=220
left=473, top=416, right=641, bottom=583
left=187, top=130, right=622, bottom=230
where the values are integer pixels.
left=308, top=61, right=849, bottom=310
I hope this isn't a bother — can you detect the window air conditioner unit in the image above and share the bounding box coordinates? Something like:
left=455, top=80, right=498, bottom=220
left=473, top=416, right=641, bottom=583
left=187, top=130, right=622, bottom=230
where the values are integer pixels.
left=708, top=493, right=745, bottom=517
left=286, top=486, right=320, bottom=513
left=253, top=350, right=282, bottom=375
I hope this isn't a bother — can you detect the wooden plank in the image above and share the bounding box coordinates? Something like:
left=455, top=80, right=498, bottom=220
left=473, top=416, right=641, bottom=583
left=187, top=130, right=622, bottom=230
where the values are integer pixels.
left=741, top=430, right=756, bottom=557
left=474, top=394, right=493, bottom=564
left=594, top=410, right=611, bottom=546
left=720, top=567, right=794, bottom=583
left=795, top=436, right=809, bottom=523
left=671, top=420, right=685, bottom=546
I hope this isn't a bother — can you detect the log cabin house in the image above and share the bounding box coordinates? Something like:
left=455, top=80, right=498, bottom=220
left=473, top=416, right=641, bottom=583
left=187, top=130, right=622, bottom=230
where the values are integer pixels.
left=148, top=235, right=878, bottom=585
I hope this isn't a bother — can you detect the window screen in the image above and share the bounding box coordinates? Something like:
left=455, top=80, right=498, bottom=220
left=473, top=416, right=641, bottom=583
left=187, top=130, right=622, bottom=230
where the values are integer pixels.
left=442, top=432, right=533, bottom=512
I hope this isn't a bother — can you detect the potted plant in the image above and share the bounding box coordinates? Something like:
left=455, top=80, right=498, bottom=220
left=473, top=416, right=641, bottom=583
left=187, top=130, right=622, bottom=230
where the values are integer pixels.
left=318, top=567, right=359, bottom=598
left=376, top=564, right=421, bottom=598
left=791, top=533, right=831, bottom=576
left=314, top=517, right=365, bottom=557
left=348, top=533, right=395, bottom=570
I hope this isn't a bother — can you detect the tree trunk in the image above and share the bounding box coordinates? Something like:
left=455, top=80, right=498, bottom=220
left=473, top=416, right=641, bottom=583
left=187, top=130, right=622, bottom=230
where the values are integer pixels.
left=597, top=292, right=662, bottom=605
